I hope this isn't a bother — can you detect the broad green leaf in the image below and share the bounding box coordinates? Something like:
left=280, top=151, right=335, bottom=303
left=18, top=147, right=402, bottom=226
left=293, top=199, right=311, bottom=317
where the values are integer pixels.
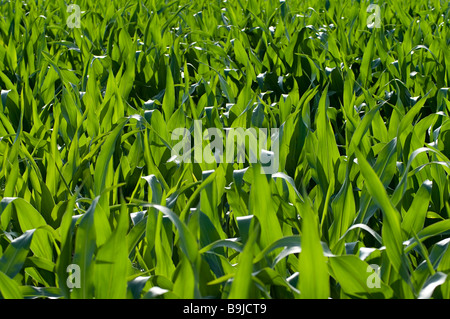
left=402, top=180, right=432, bottom=237
left=228, top=220, right=260, bottom=298
left=329, top=255, right=394, bottom=299
left=355, top=149, right=410, bottom=284
left=0, top=230, right=35, bottom=279
left=0, top=198, right=53, bottom=260
left=94, top=199, right=129, bottom=298
left=249, top=165, right=284, bottom=264
left=143, top=204, right=198, bottom=264
left=71, top=197, right=99, bottom=299
left=94, top=119, right=128, bottom=196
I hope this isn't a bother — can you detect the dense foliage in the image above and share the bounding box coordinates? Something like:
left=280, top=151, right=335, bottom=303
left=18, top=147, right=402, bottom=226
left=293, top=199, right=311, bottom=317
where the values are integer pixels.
left=0, top=0, right=449, bottom=299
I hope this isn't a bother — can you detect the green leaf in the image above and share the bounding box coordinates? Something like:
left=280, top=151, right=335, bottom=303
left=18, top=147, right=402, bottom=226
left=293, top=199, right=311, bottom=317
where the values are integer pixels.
left=329, top=256, right=394, bottom=299
left=71, top=197, right=99, bottom=299
left=402, top=180, right=432, bottom=237
left=143, top=204, right=198, bottom=264
left=0, top=230, right=35, bottom=279
left=298, top=201, right=330, bottom=299
left=228, top=219, right=260, bottom=298
left=418, top=272, right=447, bottom=299
left=19, top=286, right=62, bottom=299
left=162, top=65, right=175, bottom=121
left=94, top=119, right=128, bottom=196
left=94, top=199, right=129, bottom=298
left=355, top=149, right=410, bottom=284
left=249, top=165, right=284, bottom=263
left=0, top=198, right=53, bottom=260
left=0, top=271, right=23, bottom=299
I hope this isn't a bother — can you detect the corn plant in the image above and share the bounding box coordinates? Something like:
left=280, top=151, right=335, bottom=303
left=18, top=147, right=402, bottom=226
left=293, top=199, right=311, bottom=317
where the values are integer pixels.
left=0, top=0, right=449, bottom=299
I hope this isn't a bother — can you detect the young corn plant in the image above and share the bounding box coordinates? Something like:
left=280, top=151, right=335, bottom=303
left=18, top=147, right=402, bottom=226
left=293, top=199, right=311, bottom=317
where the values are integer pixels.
left=0, top=0, right=449, bottom=299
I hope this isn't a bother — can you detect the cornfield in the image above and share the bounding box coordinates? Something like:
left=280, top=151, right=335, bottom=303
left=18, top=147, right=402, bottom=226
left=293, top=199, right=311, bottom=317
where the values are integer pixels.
left=0, top=0, right=450, bottom=300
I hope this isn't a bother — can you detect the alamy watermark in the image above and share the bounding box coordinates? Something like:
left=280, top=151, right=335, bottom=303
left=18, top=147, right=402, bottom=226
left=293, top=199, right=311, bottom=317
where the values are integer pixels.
left=67, top=4, right=81, bottom=29
left=66, top=264, right=81, bottom=289
left=171, top=120, right=279, bottom=174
